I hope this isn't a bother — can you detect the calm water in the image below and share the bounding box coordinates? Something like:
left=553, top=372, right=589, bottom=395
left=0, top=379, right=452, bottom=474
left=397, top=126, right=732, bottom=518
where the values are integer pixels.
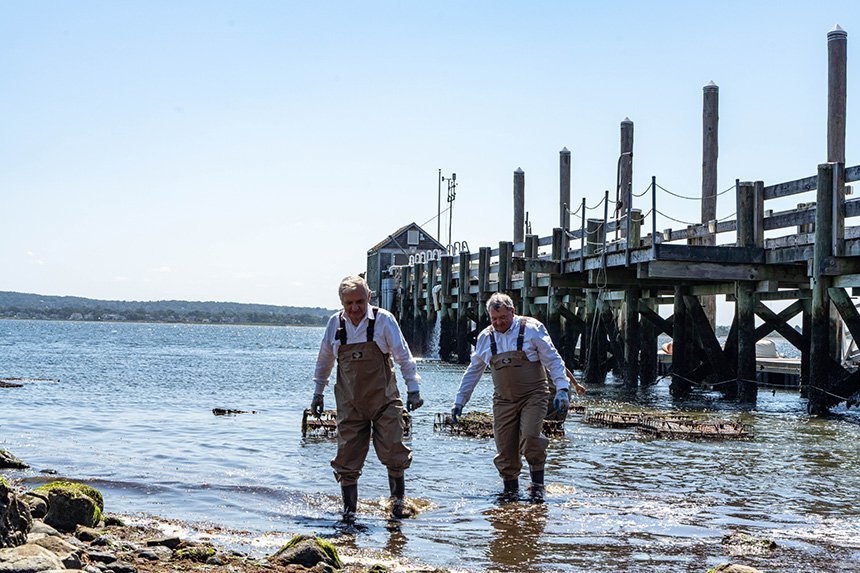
left=1, top=319, right=859, bottom=573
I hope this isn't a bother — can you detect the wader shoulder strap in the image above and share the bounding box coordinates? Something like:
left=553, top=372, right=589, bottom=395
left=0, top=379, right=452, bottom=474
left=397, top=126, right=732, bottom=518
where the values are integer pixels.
left=367, top=307, right=378, bottom=342
left=489, top=331, right=498, bottom=355
left=336, top=314, right=347, bottom=346
left=516, top=318, right=527, bottom=351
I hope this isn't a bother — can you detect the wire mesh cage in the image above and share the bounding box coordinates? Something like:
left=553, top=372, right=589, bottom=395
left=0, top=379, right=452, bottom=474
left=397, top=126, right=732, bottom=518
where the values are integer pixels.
left=301, top=409, right=412, bottom=438
left=433, top=411, right=564, bottom=438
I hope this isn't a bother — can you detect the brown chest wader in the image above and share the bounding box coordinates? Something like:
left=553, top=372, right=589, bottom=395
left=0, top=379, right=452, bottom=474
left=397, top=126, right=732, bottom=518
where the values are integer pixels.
left=330, top=308, right=411, bottom=492
left=488, top=319, right=550, bottom=483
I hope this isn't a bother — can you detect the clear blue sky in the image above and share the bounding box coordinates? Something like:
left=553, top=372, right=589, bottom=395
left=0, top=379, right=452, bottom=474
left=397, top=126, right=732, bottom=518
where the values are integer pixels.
left=2, top=1, right=858, bottom=311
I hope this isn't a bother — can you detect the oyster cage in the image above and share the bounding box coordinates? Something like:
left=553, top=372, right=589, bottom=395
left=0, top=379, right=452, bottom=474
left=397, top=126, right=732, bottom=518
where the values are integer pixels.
left=584, top=410, right=749, bottom=440
left=433, top=411, right=564, bottom=439
left=301, top=409, right=412, bottom=438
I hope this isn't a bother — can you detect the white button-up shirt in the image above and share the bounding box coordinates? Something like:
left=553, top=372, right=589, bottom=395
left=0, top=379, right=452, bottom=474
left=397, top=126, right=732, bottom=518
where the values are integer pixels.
left=313, top=306, right=421, bottom=394
left=454, top=315, right=569, bottom=407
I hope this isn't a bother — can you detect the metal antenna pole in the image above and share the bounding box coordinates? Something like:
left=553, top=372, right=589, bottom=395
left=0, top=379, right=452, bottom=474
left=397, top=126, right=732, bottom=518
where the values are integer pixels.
left=437, top=169, right=442, bottom=242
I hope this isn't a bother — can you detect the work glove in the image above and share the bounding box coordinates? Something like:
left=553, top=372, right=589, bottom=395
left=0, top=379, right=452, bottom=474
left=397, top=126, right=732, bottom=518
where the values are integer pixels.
left=451, top=404, right=463, bottom=423
left=553, top=388, right=570, bottom=413
left=406, top=391, right=424, bottom=412
left=310, top=393, right=324, bottom=417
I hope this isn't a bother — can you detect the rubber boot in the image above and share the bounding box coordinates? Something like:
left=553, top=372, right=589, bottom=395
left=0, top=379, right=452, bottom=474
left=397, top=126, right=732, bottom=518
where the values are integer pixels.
left=529, top=470, right=545, bottom=502
left=341, top=484, right=358, bottom=521
left=501, top=478, right=519, bottom=502
left=388, top=475, right=412, bottom=519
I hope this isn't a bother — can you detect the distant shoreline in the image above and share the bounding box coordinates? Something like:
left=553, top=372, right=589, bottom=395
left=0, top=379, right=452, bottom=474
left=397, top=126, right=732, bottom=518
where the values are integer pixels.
left=0, top=316, right=327, bottom=328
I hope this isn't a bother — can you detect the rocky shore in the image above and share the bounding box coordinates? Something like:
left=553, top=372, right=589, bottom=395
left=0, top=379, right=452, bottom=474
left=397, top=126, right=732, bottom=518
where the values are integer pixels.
left=2, top=449, right=765, bottom=573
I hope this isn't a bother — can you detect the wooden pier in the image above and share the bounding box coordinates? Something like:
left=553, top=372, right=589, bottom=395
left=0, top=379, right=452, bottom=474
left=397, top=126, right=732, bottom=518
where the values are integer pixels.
left=367, top=27, right=860, bottom=415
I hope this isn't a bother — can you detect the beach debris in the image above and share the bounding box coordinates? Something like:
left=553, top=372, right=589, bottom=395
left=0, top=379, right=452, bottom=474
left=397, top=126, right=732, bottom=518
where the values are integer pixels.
left=211, top=408, right=258, bottom=416
left=433, top=411, right=564, bottom=438
left=270, top=534, right=342, bottom=569
left=584, top=410, right=749, bottom=440
left=301, top=409, right=412, bottom=438
left=0, top=449, right=29, bottom=470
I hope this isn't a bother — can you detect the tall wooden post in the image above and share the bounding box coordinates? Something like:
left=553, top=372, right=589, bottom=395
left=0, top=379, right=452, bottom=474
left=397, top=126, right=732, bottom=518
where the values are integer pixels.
left=427, top=257, right=438, bottom=326
left=736, top=181, right=758, bottom=402
left=701, top=82, right=719, bottom=327
left=619, top=118, right=634, bottom=237
left=809, top=163, right=836, bottom=414
left=498, top=241, right=513, bottom=294
left=827, top=26, right=848, bottom=362
left=828, top=25, right=847, bottom=164
left=514, top=168, right=525, bottom=248
left=457, top=251, right=472, bottom=363
left=548, top=228, right=564, bottom=348
left=477, top=247, right=491, bottom=332
left=560, top=148, right=571, bottom=249
left=522, top=235, right=538, bottom=316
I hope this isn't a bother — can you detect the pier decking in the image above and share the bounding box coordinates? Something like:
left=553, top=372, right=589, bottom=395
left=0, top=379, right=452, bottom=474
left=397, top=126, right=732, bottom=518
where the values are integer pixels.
left=367, top=27, right=860, bottom=415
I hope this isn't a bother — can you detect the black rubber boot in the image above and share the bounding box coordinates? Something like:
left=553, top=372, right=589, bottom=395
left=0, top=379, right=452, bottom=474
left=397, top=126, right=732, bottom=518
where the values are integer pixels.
left=341, top=484, right=358, bottom=521
left=501, top=478, right=519, bottom=502
left=529, top=470, right=546, bottom=502
left=388, top=475, right=412, bottom=519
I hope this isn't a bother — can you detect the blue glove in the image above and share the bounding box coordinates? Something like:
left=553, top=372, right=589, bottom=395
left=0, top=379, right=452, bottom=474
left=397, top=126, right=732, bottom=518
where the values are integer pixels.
left=311, top=393, right=324, bottom=417
left=451, top=404, right=463, bottom=423
left=406, top=391, right=424, bottom=412
left=553, top=388, right=570, bottom=413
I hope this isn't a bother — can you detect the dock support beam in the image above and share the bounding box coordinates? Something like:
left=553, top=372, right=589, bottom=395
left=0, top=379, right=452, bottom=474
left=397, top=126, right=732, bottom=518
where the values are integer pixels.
left=736, top=181, right=758, bottom=402
left=457, top=251, right=472, bottom=364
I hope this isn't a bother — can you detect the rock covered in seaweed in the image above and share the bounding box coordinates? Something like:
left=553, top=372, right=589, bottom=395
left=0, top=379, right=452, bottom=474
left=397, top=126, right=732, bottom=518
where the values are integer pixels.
left=34, top=481, right=103, bottom=532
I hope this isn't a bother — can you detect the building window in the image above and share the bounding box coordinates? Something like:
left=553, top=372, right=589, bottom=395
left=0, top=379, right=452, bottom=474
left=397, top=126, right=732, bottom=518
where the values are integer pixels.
left=407, top=229, right=419, bottom=245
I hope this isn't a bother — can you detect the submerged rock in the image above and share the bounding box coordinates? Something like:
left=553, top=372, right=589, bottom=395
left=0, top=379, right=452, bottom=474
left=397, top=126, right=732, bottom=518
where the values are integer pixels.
left=707, top=565, right=765, bottom=573
left=721, top=532, right=777, bottom=556
left=270, top=534, right=342, bottom=569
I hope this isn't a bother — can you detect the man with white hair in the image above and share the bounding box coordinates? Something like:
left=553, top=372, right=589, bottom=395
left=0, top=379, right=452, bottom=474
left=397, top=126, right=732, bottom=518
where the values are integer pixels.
left=312, top=275, right=424, bottom=520
left=451, top=292, right=584, bottom=500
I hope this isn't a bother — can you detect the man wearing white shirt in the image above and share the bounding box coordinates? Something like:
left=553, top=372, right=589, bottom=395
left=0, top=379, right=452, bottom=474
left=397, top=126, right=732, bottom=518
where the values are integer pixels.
left=312, top=275, right=424, bottom=520
left=451, top=292, right=583, bottom=500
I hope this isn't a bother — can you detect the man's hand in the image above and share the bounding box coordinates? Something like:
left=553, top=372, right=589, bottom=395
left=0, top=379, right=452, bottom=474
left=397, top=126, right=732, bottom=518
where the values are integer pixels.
left=572, top=381, right=587, bottom=395
left=553, top=388, right=570, bottom=413
left=451, top=404, right=463, bottom=423
left=311, top=393, right=324, bottom=417
left=406, top=391, right=424, bottom=412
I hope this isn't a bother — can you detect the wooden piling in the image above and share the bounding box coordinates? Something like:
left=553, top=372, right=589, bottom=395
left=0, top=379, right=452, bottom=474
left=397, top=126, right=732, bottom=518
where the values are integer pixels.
left=623, top=286, right=641, bottom=386
left=639, top=297, right=658, bottom=386
left=412, top=261, right=426, bottom=356
left=514, top=168, right=525, bottom=247
left=701, top=82, right=719, bottom=328
left=523, top=234, right=538, bottom=316
left=498, top=241, right=513, bottom=293
left=477, top=247, right=491, bottom=331
left=670, top=286, right=691, bottom=397
left=619, top=118, right=634, bottom=237
left=809, top=163, right=836, bottom=414
left=736, top=181, right=758, bottom=402
left=457, top=251, right=472, bottom=363
left=828, top=25, right=847, bottom=164
left=560, top=148, right=571, bottom=231
left=439, top=255, right=455, bottom=362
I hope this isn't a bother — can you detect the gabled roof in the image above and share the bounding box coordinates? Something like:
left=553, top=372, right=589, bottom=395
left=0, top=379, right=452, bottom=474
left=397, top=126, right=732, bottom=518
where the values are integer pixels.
left=369, top=222, right=445, bottom=252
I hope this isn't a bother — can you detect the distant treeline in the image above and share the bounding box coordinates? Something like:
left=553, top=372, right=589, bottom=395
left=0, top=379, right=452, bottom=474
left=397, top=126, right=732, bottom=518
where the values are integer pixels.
left=0, top=291, right=334, bottom=326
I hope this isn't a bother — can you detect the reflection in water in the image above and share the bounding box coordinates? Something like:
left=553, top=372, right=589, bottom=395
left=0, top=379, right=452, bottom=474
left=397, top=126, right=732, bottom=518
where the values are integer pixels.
left=384, top=521, right=408, bottom=557
left=485, top=502, right=548, bottom=571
